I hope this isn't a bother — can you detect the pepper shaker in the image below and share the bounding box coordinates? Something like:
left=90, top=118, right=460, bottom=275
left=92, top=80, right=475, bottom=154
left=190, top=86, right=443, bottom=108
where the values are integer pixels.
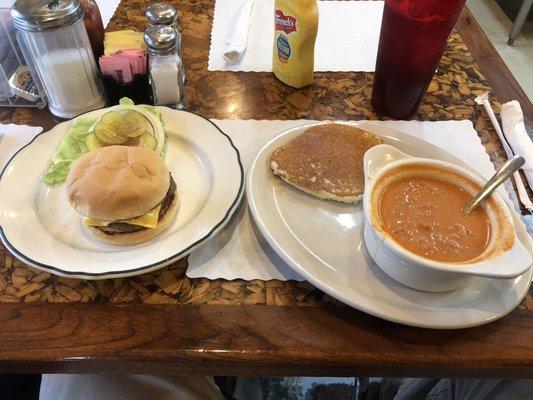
left=144, top=25, right=185, bottom=109
left=146, top=3, right=178, bottom=28
left=11, top=0, right=106, bottom=118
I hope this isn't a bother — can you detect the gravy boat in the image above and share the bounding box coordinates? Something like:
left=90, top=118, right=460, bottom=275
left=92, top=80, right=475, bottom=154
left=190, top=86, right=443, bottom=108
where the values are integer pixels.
left=362, top=144, right=532, bottom=292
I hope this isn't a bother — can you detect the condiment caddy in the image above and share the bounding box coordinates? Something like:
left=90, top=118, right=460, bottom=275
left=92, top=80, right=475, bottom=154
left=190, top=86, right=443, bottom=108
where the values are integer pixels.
left=98, top=2, right=186, bottom=108
left=99, top=31, right=150, bottom=105
left=3, top=0, right=188, bottom=113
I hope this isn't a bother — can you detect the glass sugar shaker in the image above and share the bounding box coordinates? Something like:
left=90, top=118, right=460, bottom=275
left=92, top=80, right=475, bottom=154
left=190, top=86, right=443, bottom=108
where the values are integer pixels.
left=144, top=25, right=185, bottom=109
left=11, top=0, right=106, bottom=119
left=146, top=3, right=184, bottom=80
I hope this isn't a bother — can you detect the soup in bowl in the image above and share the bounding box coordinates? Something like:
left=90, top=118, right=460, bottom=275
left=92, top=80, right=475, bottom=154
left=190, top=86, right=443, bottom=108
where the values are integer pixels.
left=362, top=145, right=531, bottom=292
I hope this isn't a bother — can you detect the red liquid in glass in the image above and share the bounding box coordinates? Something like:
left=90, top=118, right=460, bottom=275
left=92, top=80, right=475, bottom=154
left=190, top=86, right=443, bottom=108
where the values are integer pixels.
left=371, top=0, right=466, bottom=119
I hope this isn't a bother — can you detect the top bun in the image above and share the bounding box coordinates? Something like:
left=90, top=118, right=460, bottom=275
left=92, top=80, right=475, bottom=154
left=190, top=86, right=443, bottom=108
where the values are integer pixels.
left=66, top=146, right=170, bottom=221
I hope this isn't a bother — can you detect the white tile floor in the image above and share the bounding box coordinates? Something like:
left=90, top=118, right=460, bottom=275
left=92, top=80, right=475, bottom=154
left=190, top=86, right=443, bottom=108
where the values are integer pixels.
left=467, top=0, right=533, bottom=102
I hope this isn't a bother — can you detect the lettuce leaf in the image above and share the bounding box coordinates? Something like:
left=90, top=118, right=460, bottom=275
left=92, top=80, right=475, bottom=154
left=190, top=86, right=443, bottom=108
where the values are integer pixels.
left=42, top=161, right=72, bottom=185
left=43, top=116, right=98, bottom=184
left=43, top=98, right=165, bottom=185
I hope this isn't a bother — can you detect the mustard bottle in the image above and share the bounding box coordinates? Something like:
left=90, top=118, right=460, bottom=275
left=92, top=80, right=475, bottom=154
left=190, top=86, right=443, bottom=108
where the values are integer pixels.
left=272, top=0, right=319, bottom=89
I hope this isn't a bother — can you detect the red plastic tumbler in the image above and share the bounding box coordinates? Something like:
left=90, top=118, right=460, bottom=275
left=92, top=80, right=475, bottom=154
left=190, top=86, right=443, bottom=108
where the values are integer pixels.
left=371, top=0, right=466, bottom=119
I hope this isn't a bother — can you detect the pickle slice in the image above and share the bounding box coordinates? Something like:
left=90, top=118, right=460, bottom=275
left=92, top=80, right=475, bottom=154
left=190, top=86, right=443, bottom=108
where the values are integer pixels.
left=85, top=133, right=103, bottom=151
left=138, top=132, right=157, bottom=150
left=121, top=110, right=148, bottom=137
left=93, top=111, right=128, bottom=144
left=93, top=110, right=149, bottom=144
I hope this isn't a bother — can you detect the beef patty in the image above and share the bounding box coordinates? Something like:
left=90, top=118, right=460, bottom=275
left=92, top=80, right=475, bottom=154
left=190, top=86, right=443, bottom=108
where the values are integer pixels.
left=97, top=174, right=177, bottom=235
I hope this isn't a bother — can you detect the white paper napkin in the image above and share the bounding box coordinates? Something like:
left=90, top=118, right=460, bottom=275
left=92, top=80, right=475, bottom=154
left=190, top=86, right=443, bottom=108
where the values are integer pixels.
left=0, top=123, right=42, bottom=171
left=187, top=119, right=500, bottom=282
left=501, top=101, right=533, bottom=190
left=209, top=0, right=383, bottom=72
left=223, top=0, right=255, bottom=64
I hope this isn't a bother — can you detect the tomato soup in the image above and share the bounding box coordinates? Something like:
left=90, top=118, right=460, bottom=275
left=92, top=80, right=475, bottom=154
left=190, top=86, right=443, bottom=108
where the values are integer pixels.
left=377, top=175, right=491, bottom=262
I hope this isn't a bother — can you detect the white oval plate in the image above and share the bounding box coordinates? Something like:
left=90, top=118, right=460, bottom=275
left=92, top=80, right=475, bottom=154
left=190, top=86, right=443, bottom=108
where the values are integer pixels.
left=0, top=108, right=244, bottom=279
left=247, top=122, right=532, bottom=329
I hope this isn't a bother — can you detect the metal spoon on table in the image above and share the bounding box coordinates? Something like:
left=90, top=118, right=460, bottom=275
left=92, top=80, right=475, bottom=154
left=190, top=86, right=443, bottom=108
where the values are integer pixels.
left=463, top=155, right=525, bottom=214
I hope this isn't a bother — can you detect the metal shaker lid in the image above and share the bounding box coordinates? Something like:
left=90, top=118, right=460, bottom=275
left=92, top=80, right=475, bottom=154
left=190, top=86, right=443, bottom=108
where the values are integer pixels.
left=11, top=0, right=84, bottom=32
left=144, top=25, right=177, bottom=56
left=146, top=3, right=178, bottom=27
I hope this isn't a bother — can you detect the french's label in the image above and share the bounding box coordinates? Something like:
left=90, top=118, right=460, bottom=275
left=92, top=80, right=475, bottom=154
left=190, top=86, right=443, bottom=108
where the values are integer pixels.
left=275, top=10, right=297, bottom=34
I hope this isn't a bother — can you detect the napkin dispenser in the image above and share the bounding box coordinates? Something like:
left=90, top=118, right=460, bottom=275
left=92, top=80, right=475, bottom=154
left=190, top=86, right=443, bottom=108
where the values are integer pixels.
left=0, top=6, right=46, bottom=108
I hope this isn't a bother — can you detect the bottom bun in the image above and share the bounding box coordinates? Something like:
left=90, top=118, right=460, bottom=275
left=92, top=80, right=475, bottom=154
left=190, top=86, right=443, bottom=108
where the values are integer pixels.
left=88, top=195, right=179, bottom=246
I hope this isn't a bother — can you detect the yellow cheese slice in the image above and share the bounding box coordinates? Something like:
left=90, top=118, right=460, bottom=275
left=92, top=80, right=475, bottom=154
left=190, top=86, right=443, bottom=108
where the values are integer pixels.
left=83, top=204, right=161, bottom=229
left=124, top=204, right=161, bottom=228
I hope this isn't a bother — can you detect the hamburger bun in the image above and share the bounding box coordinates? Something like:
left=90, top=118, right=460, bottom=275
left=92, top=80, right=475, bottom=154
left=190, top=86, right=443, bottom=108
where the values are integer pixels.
left=87, top=195, right=179, bottom=246
left=66, top=146, right=170, bottom=221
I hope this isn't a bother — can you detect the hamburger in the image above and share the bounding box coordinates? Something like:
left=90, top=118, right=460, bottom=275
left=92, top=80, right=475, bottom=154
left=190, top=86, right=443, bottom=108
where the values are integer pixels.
left=66, top=146, right=178, bottom=245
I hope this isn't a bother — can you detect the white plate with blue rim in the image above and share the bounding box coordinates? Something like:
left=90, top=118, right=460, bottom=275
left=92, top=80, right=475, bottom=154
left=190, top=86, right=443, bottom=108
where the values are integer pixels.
left=247, top=121, right=532, bottom=329
left=0, top=107, right=244, bottom=279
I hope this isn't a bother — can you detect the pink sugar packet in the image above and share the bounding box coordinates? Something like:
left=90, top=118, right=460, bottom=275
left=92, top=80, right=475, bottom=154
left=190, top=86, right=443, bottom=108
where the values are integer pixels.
left=98, top=50, right=147, bottom=83
left=99, top=56, right=133, bottom=83
left=117, top=50, right=148, bottom=75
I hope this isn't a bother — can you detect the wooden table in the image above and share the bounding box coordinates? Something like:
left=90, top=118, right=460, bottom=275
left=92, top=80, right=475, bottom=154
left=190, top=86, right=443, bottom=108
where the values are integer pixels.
left=0, top=0, right=532, bottom=378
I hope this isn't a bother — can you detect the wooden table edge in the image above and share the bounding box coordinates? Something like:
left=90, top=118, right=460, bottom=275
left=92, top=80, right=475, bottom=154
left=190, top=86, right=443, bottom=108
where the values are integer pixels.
left=0, top=303, right=532, bottom=378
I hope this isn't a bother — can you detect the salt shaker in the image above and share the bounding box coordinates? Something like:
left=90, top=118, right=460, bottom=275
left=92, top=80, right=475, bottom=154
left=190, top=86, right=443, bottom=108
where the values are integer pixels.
left=11, top=0, right=106, bottom=119
left=146, top=3, right=184, bottom=81
left=144, top=25, right=185, bottom=109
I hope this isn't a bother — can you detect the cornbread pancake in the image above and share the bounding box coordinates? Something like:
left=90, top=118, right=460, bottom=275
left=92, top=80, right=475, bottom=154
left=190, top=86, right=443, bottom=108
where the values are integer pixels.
left=270, top=124, right=383, bottom=203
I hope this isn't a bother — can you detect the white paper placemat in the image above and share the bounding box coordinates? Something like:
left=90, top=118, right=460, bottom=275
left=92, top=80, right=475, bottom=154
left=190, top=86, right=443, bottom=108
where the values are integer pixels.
left=208, top=0, right=384, bottom=72
left=187, top=119, right=499, bottom=281
left=0, top=123, right=42, bottom=171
